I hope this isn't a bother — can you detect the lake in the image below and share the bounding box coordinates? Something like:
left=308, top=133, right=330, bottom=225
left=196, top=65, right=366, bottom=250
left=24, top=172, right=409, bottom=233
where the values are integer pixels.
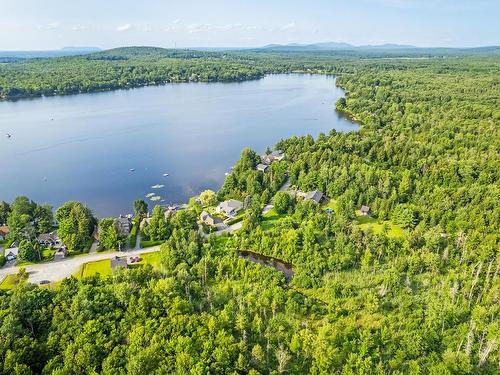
left=0, top=74, right=358, bottom=217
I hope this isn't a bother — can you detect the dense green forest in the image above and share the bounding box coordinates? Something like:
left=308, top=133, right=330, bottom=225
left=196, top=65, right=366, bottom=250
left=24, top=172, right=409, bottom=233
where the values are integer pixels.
left=0, top=52, right=499, bottom=374
left=2, top=46, right=497, bottom=100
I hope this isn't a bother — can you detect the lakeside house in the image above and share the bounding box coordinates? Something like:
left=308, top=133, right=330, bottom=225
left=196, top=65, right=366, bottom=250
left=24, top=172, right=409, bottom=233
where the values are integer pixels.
left=116, top=215, right=132, bottom=236
left=216, top=199, right=243, bottom=217
left=256, top=163, right=269, bottom=172
left=360, top=205, right=371, bottom=216
left=200, top=211, right=221, bottom=226
left=261, top=150, right=284, bottom=165
left=0, top=225, right=9, bottom=241
left=111, top=256, right=128, bottom=269
left=37, top=232, right=61, bottom=247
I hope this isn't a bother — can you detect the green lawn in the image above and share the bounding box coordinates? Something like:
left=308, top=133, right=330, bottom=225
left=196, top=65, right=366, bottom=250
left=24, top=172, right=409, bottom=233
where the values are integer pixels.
left=77, top=251, right=162, bottom=278
left=324, top=198, right=338, bottom=211
left=355, top=215, right=404, bottom=238
left=261, top=207, right=287, bottom=230
left=77, top=259, right=112, bottom=278
left=0, top=274, right=21, bottom=290
left=139, top=251, right=162, bottom=270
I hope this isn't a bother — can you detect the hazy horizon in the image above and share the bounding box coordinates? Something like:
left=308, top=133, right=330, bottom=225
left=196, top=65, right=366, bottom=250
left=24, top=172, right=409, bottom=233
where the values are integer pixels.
left=1, top=0, right=499, bottom=50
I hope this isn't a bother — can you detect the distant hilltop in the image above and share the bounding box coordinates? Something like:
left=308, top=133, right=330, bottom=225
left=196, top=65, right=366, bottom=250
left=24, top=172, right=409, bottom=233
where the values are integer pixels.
left=255, top=42, right=500, bottom=53
left=0, top=47, right=101, bottom=59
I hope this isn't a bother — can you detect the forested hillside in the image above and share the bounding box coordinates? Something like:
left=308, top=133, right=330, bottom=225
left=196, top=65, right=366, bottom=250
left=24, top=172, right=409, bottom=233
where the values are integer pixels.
left=0, top=55, right=498, bottom=374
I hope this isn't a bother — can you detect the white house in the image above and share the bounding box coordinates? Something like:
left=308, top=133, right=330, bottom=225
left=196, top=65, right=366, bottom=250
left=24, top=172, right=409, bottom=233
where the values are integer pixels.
left=216, top=199, right=243, bottom=217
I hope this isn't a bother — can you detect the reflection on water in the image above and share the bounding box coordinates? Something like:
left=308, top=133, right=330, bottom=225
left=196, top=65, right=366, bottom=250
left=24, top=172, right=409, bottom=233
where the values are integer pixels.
left=0, top=74, right=358, bottom=216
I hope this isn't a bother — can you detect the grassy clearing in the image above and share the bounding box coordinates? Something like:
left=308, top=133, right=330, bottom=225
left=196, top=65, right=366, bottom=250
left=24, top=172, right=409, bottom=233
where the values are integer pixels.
left=355, top=215, right=404, bottom=238
left=77, top=259, right=112, bottom=279
left=139, top=252, right=162, bottom=270
left=76, top=251, right=162, bottom=278
left=324, top=198, right=338, bottom=211
left=0, top=274, right=21, bottom=290
left=261, top=207, right=287, bottom=230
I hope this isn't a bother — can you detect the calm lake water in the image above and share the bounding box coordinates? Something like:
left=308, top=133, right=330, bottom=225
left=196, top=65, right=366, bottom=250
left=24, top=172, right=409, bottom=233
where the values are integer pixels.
left=0, top=74, right=358, bottom=216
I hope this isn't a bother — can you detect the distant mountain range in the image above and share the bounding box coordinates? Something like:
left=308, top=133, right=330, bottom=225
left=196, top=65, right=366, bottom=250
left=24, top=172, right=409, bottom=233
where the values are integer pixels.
left=0, top=47, right=101, bottom=59
left=256, top=42, right=499, bottom=53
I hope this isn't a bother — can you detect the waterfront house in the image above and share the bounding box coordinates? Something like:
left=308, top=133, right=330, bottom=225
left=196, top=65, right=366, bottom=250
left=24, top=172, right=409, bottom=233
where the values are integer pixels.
left=262, top=150, right=284, bottom=165
left=360, top=205, right=371, bottom=216
left=200, top=211, right=221, bottom=226
left=216, top=199, right=243, bottom=217
left=256, top=163, right=269, bottom=172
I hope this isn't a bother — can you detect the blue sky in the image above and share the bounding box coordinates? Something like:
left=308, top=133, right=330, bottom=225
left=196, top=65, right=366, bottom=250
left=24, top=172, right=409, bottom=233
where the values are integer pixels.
left=1, top=0, right=498, bottom=50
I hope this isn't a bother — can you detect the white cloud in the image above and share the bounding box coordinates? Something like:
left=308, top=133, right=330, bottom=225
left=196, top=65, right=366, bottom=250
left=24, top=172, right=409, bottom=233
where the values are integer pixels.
left=172, top=19, right=181, bottom=25
left=72, top=24, right=89, bottom=31
left=281, top=22, right=296, bottom=30
left=37, top=21, right=61, bottom=30
left=116, top=23, right=132, bottom=32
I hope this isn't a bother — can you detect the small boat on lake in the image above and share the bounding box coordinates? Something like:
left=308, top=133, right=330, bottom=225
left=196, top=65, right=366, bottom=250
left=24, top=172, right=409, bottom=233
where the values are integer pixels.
left=6, top=133, right=11, bottom=138
left=146, top=193, right=155, bottom=198
left=129, top=168, right=135, bottom=172
left=163, top=173, right=169, bottom=177
left=151, top=184, right=165, bottom=189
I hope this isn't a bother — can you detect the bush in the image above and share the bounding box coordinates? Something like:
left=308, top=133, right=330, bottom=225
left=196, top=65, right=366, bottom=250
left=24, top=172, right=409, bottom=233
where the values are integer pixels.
left=0, top=254, right=5, bottom=267
left=225, top=216, right=244, bottom=226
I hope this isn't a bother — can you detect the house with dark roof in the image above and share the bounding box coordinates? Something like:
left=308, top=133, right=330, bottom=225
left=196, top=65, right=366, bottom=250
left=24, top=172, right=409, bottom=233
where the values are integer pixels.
left=256, top=163, right=269, bottom=172
left=304, top=190, right=324, bottom=204
left=5, top=247, right=18, bottom=262
left=200, top=211, right=221, bottom=226
left=111, top=256, right=128, bottom=269
left=37, top=232, right=61, bottom=247
left=216, top=199, right=243, bottom=217
left=261, top=150, right=284, bottom=165
left=360, top=205, right=371, bottom=216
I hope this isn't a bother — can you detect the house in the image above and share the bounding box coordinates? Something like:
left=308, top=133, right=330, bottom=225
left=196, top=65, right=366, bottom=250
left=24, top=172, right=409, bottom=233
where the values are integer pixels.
left=5, top=247, right=18, bottom=261
left=37, top=232, right=61, bottom=247
left=165, top=204, right=182, bottom=219
left=110, top=256, right=128, bottom=269
left=256, top=163, right=269, bottom=173
left=116, top=215, right=131, bottom=236
left=304, top=190, right=324, bottom=204
left=0, top=225, right=9, bottom=241
left=200, top=211, right=221, bottom=226
left=262, top=150, right=284, bottom=165
left=360, top=205, right=371, bottom=216
left=53, top=247, right=67, bottom=261
left=216, top=199, right=243, bottom=217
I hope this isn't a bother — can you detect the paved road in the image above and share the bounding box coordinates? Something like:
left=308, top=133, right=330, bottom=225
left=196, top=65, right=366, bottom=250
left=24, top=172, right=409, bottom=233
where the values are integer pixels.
left=279, top=179, right=291, bottom=192
left=0, top=246, right=160, bottom=284
left=262, top=204, right=274, bottom=215
left=88, top=240, right=99, bottom=254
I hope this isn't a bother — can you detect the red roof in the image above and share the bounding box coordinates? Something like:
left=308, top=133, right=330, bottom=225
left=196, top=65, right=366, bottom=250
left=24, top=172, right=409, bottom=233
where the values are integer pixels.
left=0, top=225, right=9, bottom=236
